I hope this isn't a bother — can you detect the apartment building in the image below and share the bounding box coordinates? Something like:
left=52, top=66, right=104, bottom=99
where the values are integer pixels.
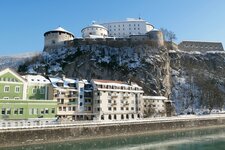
left=91, top=79, right=144, bottom=121
left=49, top=77, right=94, bottom=121
left=142, top=96, right=172, bottom=117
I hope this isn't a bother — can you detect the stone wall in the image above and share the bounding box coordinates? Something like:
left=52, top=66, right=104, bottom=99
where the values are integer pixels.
left=1, top=116, right=225, bottom=148
left=178, top=41, right=224, bottom=52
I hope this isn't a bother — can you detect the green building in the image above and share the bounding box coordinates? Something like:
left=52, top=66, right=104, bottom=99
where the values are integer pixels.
left=0, top=68, right=57, bottom=127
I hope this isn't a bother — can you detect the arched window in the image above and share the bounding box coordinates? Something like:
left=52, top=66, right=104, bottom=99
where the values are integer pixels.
left=101, top=115, right=104, bottom=120
left=121, top=114, right=124, bottom=120
left=126, top=114, right=129, bottom=119
left=114, top=115, right=117, bottom=120
left=131, top=114, right=134, bottom=119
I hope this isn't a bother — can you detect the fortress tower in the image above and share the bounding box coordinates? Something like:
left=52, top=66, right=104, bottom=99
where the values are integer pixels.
left=44, top=26, right=74, bottom=51
left=81, top=23, right=108, bottom=38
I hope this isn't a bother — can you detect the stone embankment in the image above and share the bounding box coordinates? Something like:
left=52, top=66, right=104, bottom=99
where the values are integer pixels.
left=1, top=115, right=225, bottom=148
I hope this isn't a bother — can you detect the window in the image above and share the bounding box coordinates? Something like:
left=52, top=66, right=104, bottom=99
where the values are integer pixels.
left=2, top=108, right=6, bottom=115
left=4, top=86, right=10, bottom=92
left=41, top=109, right=44, bottom=114
left=40, top=87, right=45, bottom=94
left=63, top=107, right=66, bottom=111
left=73, top=107, right=76, bottom=111
left=19, top=108, right=23, bottom=114
left=32, top=88, right=37, bottom=94
left=52, top=108, right=55, bottom=114
left=14, top=97, right=19, bottom=100
left=108, top=100, right=111, bottom=103
left=14, top=108, right=18, bottom=114
left=131, top=107, right=134, bottom=110
left=15, top=86, right=20, bottom=93
left=45, top=108, right=49, bottom=114
left=3, top=97, right=9, bottom=100
left=113, top=107, right=117, bottom=111
left=108, top=107, right=112, bottom=111
left=68, top=107, right=71, bottom=111
left=121, top=107, right=124, bottom=111
left=88, top=107, right=91, bottom=111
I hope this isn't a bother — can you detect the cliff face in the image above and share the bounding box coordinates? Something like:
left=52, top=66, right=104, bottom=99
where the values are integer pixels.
left=170, top=51, right=225, bottom=114
left=18, top=43, right=225, bottom=114
left=22, top=43, right=171, bottom=96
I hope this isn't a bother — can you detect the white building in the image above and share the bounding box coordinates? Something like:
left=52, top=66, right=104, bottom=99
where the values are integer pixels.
left=91, top=79, right=144, bottom=121
left=48, top=77, right=93, bottom=121
left=142, top=96, right=170, bottom=117
left=101, top=18, right=154, bottom=38
left=44, top=26, right=74, bottom=50
left=81, top=23, right=108, bottom=38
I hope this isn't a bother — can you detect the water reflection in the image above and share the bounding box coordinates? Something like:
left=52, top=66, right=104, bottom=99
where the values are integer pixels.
left=2, top=127, right=225, bottom=150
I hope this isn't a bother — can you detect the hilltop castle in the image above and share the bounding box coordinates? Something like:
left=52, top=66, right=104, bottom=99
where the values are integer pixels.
left=43, top=18, right=164, bottom=51
left=43, top=18, right=224, bottom=52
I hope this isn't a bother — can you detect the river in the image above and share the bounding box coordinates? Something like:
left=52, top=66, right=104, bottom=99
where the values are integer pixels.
left=1, top=127, right=225, bottom=150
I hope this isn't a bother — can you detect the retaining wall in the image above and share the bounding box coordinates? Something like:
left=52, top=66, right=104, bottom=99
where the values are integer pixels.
left=1, top=116, right=225, bottom=147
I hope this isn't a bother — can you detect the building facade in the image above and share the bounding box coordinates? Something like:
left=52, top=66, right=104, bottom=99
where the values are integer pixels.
left=0, top=68, right=27, bottom=100
left=0, top=68, right=57, bottom=127
left=142, top=96, right=173, bottom=117
left=49, top=77, right=94, bottom=121
left=101, top=18, right=154, bottom=38
left=91, top=79, right=144, bottom=121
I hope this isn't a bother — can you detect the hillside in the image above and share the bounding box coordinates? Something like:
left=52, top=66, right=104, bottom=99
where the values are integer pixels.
left=17, top=43, right=225, bottom=114
left=0, top=52, right=39, bottom=70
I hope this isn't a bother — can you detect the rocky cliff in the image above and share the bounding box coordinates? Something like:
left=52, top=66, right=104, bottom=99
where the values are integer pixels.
left=170, top=51, right=225, bottom=114
left=18, top=42, right=225, bottom=114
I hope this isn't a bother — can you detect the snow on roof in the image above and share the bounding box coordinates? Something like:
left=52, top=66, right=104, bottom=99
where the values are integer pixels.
left=82, top=79, right=90, bottom=84
left=23, top=75, right=50, bottom=84
left=93, top=79, right=125, bottom=85
left=44, top=26, right=74, bottom=36
left=49, top=77, right=77, bottom=88
left=92, top=79, right=142, bottom=89
left=143, top=96, right=168, bottom=100
left=81, top=23, right=108, bottom=32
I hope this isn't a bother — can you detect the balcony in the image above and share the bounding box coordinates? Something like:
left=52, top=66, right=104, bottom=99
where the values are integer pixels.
left=111, top=102, right=117, bottom=106
left=111, top=94, right=118, bottom=98
left=123, top=94, right=129, bottom=98
left=68, top=94, right=78, bottom=98
left=123, top=101, right=129, bottom=106
left=54, top=94, right=65, bottom=98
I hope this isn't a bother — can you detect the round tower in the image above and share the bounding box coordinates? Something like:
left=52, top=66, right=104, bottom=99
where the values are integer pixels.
left=44, top=26, right=74, bottom=51
left=146, top=29, right=164, bottom=47
left=81, top=23, right=108, bottom=38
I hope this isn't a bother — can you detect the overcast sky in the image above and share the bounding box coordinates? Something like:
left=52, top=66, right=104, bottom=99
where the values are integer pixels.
left=0, top=0, right=225, bottom=56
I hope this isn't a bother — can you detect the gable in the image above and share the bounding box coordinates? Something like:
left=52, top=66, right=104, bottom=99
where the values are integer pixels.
left=0, top=68, right=26, bottom=83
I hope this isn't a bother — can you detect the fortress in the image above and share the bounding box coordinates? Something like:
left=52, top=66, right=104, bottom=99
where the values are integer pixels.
left=43, top=18, right=224, bottom=52
left=43, top=18, right=164, bottom=51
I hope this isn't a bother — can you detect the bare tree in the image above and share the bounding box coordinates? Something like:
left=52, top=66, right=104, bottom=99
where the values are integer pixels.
left=160, top=28, right=177, bottom=42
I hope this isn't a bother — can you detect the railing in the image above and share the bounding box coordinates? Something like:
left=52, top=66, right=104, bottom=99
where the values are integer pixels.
left=1, top=114, right=225, bottom=130
left=68, top=94, right=78, bottom=98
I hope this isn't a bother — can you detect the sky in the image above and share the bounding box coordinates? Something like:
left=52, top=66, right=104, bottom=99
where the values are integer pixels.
left=0, top=0, right=225, bottom=56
